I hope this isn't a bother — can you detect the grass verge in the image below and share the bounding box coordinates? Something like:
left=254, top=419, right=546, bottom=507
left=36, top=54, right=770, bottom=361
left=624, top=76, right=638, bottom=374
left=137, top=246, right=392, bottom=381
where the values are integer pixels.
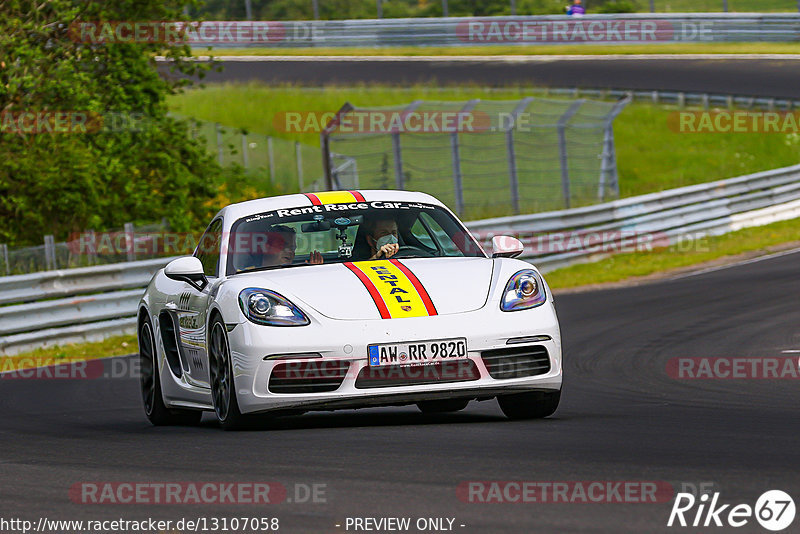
left=0, top=334, right=137, bottom=373
left=168, top=83, right=800, bottom=199
left=545, top=217, right=800, bottom=290
left=194, top=42, right=800, bottom=57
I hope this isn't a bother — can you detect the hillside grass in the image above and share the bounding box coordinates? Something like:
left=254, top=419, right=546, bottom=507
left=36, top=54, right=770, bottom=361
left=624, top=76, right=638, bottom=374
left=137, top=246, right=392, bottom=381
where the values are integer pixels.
left=544, top=217, right=800, bottom=289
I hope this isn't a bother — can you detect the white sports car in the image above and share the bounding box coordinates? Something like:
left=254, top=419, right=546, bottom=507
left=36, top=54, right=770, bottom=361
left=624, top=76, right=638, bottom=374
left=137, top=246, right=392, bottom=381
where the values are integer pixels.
left=138, top=190, right=562, bottom=429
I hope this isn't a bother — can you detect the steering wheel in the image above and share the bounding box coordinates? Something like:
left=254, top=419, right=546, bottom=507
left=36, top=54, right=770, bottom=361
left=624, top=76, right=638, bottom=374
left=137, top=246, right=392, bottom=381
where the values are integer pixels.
left=393, top=245, right=435, bottom=258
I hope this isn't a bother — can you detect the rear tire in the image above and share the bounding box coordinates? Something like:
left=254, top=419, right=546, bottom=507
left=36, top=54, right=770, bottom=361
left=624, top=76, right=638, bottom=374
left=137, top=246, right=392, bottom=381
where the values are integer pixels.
left=208, top=316, right=249, bottom=430
left=417, top=399, right=469, bottom=414
left=497, top=390, right=561, bottom=420
left=139, top=315, right=202, bottom=426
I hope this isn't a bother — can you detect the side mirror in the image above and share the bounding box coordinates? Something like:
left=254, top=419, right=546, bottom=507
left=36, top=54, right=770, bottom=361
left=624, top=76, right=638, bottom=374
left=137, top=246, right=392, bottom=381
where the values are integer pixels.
left=165, top=257, right=208, bottom=291
left=491, top=236, right=524, bottom=258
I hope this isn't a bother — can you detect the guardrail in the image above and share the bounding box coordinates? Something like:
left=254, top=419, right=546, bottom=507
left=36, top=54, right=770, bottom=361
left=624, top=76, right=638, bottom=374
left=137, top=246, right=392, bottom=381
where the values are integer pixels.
left=540, top=88, right=800, bottom=112
left=0, top=259, right=173, bottom=355
left=191, top=14, right=800, bottom=48
left=2, top=163, right=799, bottom=354
left=466, top=164, right=800, bottom=271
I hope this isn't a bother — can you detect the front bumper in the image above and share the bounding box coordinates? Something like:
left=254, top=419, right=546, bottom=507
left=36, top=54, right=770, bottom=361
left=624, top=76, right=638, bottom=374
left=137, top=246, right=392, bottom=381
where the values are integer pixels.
left=228, top=301, right=562, bottom=415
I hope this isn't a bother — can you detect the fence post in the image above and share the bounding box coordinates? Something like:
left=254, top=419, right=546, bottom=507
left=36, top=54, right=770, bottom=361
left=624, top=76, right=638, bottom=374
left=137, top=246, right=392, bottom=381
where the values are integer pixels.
left=557, top=100, right=585, bottom=210
left=296, top=142, right=304, bottom=191
left=216, top=123, right=224, bottom=165
left=649, top=0, right=655, bottom=12
left=312, top=0, right=320, bottom=19
left=44, top=235, right=56, bottom=270
left=391, top=134, right=404, bottom=190
left=267, top=137, right=275, bottom=185
left=86, top=230, right=97, bottom=266
left=392, top=100, right=422, bottom=190
left=442, top=0, right=448, bottom=17
left=597, top=96, right=632, bottom=202
left=1, top=243, right=8, bottom=276
left=241, top=131, right=249, bottom=168
left=450, top=99, right=479, bottom=217
left=510, top=0, right=516, bottom=15
left=124, top=222, right=135, bottom=262
left=376, top=0, right=383, bottom=18
left=320, top=103, right=354, bottom=190
left=504, top=97, right=534, bottom=215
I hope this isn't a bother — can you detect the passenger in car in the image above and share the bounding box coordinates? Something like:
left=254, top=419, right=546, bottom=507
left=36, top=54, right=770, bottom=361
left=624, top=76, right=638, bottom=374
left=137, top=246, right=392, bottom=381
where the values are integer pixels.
left=241, top=225, right=323, bottom=270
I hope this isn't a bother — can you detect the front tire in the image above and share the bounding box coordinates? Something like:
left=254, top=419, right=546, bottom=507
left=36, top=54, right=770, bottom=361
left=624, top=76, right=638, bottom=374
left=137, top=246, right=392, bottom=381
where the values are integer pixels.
left=208, top=316, right=248, bottom=430
left=497, top=390, right=561, bottom=420
left=139, top=315, right=202, bottom=426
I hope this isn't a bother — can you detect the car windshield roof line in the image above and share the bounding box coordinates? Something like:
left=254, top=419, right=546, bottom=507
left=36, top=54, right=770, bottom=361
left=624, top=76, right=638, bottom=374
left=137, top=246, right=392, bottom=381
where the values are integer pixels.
left=226, top=201, right=484, bottom=276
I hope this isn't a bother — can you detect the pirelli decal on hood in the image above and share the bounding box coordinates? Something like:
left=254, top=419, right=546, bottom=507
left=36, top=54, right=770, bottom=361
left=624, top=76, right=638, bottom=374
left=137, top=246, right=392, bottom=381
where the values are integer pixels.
left=344, top=260, right=437, bottom=319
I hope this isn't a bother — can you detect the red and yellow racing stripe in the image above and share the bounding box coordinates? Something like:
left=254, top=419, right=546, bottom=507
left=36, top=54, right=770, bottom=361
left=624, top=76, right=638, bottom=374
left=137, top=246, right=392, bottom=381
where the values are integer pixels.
left=305, top=190, right=366, bottom=205
left=344, top=259, right=437, bottom=319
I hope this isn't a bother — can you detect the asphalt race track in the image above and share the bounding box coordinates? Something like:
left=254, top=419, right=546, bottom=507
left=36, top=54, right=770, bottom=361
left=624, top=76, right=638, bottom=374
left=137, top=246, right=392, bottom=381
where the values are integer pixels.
left=2, top=249, right=798, bottom=533
left=173, top=56, right=800, bottom=98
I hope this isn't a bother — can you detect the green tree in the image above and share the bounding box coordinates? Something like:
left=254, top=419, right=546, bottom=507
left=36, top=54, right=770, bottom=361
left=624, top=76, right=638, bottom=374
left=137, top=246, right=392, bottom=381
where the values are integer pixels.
left=0, top=0, right=248, bottom=246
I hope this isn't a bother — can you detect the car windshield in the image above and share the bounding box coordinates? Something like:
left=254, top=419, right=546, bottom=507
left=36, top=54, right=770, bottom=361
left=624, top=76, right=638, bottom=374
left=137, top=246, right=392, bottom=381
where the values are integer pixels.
left=226, top=201, right=485, bottom=275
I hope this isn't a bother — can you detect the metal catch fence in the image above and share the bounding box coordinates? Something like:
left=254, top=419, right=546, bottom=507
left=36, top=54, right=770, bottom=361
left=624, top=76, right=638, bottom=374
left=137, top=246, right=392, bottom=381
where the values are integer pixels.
left=322, top=96, right=630, bottom=219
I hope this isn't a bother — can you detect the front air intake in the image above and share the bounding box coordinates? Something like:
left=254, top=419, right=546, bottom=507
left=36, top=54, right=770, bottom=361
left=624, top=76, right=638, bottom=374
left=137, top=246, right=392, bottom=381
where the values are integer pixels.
left=480, top=345, right=551, bottom=379
left=269, top=360, right=350, bottom=394
left=354, top=360, right=480, bottom=389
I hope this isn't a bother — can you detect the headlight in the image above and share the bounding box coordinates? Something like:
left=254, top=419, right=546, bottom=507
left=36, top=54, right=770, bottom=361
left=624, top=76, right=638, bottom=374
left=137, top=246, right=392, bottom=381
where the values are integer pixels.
left=501, top=270, right=547, bottom=312
left=238, top=288, right=309, bottom=326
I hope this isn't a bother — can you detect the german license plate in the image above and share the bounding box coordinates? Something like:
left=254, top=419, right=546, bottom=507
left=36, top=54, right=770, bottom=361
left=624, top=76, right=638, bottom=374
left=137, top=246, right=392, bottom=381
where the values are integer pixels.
left=368, top=338, right=468, bottom=367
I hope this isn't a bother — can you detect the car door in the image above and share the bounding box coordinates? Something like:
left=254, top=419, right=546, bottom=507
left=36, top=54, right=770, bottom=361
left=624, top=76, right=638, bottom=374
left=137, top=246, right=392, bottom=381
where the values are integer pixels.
left=172, top=218, right=223, bottom=389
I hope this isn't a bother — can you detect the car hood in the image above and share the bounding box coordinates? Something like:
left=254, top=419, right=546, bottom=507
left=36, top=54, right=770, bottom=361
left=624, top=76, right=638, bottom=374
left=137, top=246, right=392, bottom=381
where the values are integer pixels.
left=243, top=257, right=493, bottom=320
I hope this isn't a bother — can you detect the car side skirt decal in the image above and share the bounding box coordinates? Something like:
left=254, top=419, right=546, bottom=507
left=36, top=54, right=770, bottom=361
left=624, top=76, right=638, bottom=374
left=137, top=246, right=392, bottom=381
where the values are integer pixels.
left=305, top=190, right=366, bottom=205
left=344, top=260, right=437, bottom=319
